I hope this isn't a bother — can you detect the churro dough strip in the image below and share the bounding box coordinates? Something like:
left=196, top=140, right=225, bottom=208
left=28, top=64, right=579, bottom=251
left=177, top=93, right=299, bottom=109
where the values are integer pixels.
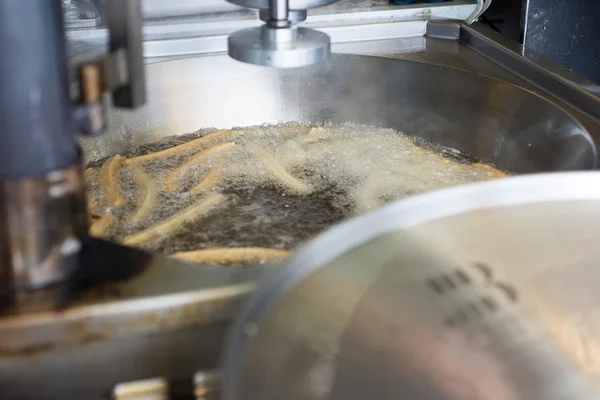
left=98, top=154, right=125, bottom=206
left=302, top=127, right=334, bottom=145
left=171, top=247, right=290, bottom=265
left=129, top=163, right=157, bottom=224
left=84, top=168, right=103, bottom=217
left=128, top=129, right=231, bottom=163
left=473, top=163, right=508, bottom=178
left=123, top=192, right=226, bottom=246
left=90, top=212, right=114, bottom=238
left=166, top=142, right=236, bottom=191
left=254, top=146, right=312, bottom=194
left=308, top=126, right=331, bottom=139
left=309, top=127, right=327, bottom=135
left=190, top=168, right=220, bottom=194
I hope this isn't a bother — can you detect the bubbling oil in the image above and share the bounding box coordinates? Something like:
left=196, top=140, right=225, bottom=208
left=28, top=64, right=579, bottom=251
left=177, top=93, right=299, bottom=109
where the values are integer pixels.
left=86, top=123, right=507, bottom=255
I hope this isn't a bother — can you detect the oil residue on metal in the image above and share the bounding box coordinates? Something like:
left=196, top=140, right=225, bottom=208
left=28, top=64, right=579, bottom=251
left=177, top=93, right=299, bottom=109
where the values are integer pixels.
left=86, top=123, right=507, bottom=256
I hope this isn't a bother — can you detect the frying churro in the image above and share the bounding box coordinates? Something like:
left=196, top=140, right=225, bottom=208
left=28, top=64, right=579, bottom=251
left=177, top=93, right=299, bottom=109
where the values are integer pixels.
left=473, top=163, right=508, bottom=178
left=254, top=146, right=312, bottom=194
left=166, top=142, right=236, bottom=191
left=87, top=195, right=103, bottom=219
left=90, top=212, right=114, bottom=237
left=123, top=193, right=226, bottom=246
left=171, top=247, right=289, bottom=265
left=129, top=163, right=157, bottom=224
left=98, top=154, right=126, bottom=206
left=309, top=127, right=327, bottom=135
left=190, top=168, right=220, bottom=194
left=84, top=168, right=103, bottom=218
left=128, top=129, right=231, bottom=163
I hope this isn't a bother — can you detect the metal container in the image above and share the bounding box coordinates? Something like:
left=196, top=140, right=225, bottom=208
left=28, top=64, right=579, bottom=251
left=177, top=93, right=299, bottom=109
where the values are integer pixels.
left=223, top=172, right=600, bottom=399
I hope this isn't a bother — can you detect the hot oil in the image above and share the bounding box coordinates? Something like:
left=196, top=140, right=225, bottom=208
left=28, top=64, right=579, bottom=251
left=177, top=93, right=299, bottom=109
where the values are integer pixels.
left=162, top=186, right=351, bottom=254
left=86, top=123, right=506, bottom=256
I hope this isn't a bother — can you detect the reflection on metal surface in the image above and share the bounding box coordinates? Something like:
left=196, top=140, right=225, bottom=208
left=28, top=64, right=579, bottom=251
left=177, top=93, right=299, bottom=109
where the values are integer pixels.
left=223, top=172, right=600, bottom=399
left=0, top=242, right=266, bottom=399
left=194, top=370, right=220, bottom=400
left=87, top=54, right=597, bottom=174
left=0, top=163, right=87, bottom=313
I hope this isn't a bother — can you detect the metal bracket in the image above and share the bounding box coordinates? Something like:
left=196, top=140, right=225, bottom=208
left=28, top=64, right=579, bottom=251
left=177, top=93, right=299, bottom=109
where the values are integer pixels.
left=466, top=0, right=492, bottom=25
left=72, top=0, right=146, bottom=136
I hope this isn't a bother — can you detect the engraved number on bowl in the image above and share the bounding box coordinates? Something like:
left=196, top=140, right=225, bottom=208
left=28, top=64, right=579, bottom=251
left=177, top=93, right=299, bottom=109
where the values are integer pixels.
left=426, top=262, right=519, bottom=327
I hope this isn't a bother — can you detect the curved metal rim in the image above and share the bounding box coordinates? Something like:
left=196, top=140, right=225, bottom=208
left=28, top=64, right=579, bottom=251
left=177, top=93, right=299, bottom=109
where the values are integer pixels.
left=221, top=171, right=600, bottom=399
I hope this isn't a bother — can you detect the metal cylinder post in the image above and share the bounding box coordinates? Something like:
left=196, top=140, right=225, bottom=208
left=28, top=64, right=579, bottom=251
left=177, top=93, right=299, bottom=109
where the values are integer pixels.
left=0, top=1, right=84, bottom=312
left=0, top=1, right=77, bottom=179
left=269, top=0, right=289, bottom=22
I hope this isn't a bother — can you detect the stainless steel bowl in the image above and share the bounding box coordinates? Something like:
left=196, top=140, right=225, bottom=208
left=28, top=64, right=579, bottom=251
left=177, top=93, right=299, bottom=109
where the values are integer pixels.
left=223, top=171, right=600, bottom=399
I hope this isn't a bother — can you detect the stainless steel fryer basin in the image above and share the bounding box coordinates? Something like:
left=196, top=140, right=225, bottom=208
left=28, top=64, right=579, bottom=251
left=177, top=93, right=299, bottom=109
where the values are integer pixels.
left=84, top=53, right=597, bottom=173
left=3, top=53, right=599, bottom=400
